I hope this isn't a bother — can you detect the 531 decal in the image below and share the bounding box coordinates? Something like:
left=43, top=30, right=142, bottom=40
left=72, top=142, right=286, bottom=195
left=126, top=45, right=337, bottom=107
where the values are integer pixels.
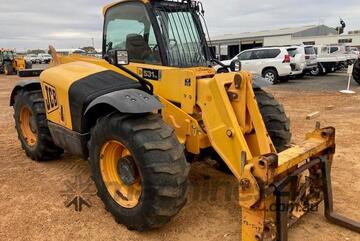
left=44, top=83, right=58, bottom=113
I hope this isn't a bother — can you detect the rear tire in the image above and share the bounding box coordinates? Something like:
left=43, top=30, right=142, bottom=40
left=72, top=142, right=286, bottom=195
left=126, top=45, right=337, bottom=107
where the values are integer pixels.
left=353, top=59, right=360, bottom=85
left=13, top=89, right=63, bottom=161
left=263, top=69, right=279, bottom=84
left=89, top=113, right=189, bottom=231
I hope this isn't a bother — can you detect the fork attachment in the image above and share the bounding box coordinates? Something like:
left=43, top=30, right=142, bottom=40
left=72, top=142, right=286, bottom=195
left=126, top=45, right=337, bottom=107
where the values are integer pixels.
left=239, top=127, right=360, bottom=241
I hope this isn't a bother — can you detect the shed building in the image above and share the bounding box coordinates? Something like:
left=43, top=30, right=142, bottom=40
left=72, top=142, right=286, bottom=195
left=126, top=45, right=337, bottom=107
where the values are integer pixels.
left=210, top=25, right=360, bottom=60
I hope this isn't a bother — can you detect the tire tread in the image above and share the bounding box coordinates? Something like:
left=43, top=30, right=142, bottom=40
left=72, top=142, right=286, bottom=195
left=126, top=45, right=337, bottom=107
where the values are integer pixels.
left=89, top=113, right=189, bottom=231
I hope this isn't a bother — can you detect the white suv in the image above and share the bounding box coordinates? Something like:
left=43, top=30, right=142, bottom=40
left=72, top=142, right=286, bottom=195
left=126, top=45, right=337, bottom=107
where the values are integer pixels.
left=287, top=45, right=318, bottom=76
left=222, top=47, right=293, bottom=84
left=38, top=54, right=52, bottom=64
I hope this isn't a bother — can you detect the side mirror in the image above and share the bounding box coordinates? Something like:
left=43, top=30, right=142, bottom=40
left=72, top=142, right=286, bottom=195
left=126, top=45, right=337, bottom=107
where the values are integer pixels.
left=108, top=50, right=129, bottom=66
left=229, top=59, right=241, bottom=72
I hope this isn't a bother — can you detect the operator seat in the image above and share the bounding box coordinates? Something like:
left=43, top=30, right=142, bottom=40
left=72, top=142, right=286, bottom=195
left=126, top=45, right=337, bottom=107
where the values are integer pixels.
left=126, top=34, right=152, bottom=63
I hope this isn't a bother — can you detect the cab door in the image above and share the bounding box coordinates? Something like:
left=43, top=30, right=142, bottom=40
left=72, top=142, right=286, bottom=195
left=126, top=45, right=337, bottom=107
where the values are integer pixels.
left=103, top=2, right=162, bottom=67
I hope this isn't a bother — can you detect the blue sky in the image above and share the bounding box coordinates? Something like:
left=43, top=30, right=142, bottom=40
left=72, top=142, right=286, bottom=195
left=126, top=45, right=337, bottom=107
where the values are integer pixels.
left=1, top=0, right=359, bottom=51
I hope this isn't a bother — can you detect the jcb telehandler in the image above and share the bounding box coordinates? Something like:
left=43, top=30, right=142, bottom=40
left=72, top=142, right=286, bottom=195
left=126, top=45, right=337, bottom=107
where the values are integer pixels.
left=10, top=0, right=360, bottom=240
left=0, top=49, right=42, bottom=77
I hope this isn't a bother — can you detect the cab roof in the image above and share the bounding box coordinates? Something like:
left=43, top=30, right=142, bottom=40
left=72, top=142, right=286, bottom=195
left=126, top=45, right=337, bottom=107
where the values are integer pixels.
left=102, top=0, right=149, bottom=16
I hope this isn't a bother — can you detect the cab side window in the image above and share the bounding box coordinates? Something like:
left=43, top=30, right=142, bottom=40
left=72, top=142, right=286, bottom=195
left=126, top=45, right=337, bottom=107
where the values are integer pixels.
left=104, top=2, right=161, bottom=65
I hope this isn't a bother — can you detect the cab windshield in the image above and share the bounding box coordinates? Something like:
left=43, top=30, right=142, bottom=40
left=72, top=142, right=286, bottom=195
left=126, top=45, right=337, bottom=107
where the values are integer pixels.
left=154, top=2, right=209, bottom=67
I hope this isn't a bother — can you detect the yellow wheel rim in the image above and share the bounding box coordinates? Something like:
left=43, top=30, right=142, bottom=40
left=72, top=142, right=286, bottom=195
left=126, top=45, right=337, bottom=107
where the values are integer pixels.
left=19, top=106, right=37, bottom=147
left=100, top=140, right=141, bottom=208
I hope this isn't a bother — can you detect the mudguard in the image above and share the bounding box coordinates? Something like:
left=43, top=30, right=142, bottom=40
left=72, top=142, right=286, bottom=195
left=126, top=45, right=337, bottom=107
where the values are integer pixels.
left=9, top=79, right=41, bottom=106
left=252, top=75, right=272, bottom=89
left=84, top=89, right=163, bottom=116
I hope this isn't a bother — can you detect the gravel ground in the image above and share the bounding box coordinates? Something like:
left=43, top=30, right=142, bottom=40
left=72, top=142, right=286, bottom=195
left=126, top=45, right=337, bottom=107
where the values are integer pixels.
left=0, top=72, right=359, bottom=241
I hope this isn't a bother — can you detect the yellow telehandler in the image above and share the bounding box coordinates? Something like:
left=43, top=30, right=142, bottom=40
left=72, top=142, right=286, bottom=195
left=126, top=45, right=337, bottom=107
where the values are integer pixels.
left=10, top=1, right=359, bottom=240
left=0, top=49, right=43, bottom=77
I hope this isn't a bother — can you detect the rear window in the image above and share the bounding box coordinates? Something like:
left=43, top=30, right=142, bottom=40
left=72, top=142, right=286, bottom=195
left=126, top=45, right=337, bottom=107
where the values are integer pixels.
left=305, top=47, right=315, bottom=55
left=287, top=48, right=298, bottom=57
left=252, top=49, right=281, bottom=59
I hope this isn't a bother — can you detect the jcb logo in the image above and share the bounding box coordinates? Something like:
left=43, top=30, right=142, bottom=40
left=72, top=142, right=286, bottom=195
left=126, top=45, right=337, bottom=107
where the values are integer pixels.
left=44, top=83, right=58, bottom=113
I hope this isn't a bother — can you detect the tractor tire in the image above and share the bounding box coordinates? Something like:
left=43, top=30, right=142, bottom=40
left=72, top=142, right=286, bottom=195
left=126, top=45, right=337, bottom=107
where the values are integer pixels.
left=353, top=59, right=360, bottom=85
left=255, top=89, right=291, bottom=151
left=13, top=89, right=63, bottom=161
left=4, top=62, right=15, bottom=75
left=89, top=113, right=189, bottom=231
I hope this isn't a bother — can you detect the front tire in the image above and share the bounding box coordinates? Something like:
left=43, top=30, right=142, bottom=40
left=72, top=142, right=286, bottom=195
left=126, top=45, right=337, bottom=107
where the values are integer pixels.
left=4, top=62, right=15, bottom=75
left=310, top=67, right=320, bottom=76
left=255, top=89, right=291, bottom=151
left=13, top=89, right=63, bottom=161
left=89, top=113, right=189, bottom=231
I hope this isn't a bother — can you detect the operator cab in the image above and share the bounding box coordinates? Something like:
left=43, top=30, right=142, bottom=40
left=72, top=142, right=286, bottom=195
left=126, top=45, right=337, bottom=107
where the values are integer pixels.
left=103, top=0, right=211, bottom=68
left=0, top=50, right=15, bottom=61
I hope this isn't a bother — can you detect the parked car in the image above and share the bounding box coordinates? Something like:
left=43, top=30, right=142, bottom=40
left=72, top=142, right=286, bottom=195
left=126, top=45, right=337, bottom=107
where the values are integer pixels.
left=38, top=53, right=52, bottom=64
left=286, top=46, right=306, bottom=77
left=312, top=45, right=339, bottom=75
left=221, top=47, right=294, bottom=84
left=24, top=54, right=41, bottom=64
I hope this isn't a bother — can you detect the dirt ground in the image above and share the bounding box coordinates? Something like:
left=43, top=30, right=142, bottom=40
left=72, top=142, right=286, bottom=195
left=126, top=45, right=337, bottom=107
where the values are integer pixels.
left=0, top=72, right=360, bottom=241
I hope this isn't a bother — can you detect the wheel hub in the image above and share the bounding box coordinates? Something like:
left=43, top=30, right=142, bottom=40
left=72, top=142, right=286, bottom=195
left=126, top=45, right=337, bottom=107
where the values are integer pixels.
left=117, top=156, right=137, bottom=186
left=265, top=73, right=275, bottom=82
left=100, top=140, right=141, bottom=208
